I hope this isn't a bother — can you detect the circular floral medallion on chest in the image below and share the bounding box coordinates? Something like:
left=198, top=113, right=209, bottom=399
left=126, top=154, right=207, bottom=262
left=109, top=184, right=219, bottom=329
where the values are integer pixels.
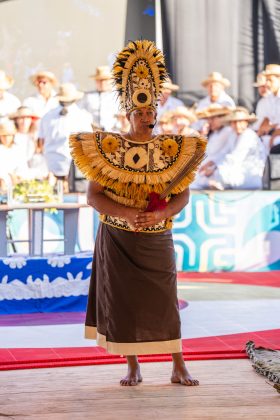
left=124, top=146, right=148, bottom=169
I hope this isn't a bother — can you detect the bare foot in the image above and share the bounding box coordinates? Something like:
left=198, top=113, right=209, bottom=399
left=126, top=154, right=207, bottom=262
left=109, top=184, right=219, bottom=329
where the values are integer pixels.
left=120, top=356, right=143, bottom=386
left=171, top=352, right=199, bottom=386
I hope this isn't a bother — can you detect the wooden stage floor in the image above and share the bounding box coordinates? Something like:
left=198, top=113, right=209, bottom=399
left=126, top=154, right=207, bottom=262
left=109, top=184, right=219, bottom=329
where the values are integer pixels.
left=0, top=359, right=279, bottom=419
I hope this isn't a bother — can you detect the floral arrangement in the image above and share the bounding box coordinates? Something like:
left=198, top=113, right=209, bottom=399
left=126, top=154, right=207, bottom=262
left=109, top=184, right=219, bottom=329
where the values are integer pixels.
left=13, top=180, right=57, bottom=203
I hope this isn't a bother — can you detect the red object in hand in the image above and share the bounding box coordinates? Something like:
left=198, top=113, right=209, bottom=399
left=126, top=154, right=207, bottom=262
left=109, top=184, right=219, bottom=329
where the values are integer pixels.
left=145, top=192, right=167, bottom=212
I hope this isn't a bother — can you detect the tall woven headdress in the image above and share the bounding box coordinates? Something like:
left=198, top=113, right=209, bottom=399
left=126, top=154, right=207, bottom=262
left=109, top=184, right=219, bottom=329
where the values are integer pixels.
left=112, top=40, right=168, bottom=113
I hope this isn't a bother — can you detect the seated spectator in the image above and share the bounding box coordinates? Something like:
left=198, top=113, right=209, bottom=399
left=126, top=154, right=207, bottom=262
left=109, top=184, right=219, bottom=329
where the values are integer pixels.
left=210, top=107, right=266, bottom=190
left=38, top=83, right=92, bottom=191
left=170, top=106, right=198, bottom=136
left=0, top=120, right=30, bottom=190
left=196, top=71, right=235, bottom=110
left=157, top=110, right=174, bottom=135
left=112, top=110, right=130, bottom=135
left=0, top=70, right=21, bottom=117
left=79, top=65, right=119, bottom=131
left=10, top=106, right=48, bottom=179
left=194, top=71, right=235, bottom=132
left=23, top=71, right=59, bottom=118
left=191, top=104, right=233, bottom=189
left=253, top=72, right=271, bottom=100
left=156, top=77, right=184, bottom=120
left=255, top=64, right=280, bottom=153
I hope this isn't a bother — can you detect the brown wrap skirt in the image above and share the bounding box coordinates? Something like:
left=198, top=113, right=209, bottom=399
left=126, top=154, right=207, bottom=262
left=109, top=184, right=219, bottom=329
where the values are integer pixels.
left=85, top=223, right=182, bottom=355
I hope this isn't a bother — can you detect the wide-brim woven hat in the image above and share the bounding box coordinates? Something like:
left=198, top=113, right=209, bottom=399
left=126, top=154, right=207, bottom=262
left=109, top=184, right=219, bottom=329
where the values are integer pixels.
left=172, top=106, right=197, bottom=123
left=0, top=119, right=17, bottom=136
left=264, top=64, right=280, bottom=76
left=0, top=70, right=14, bottom=90
left=162, top=77, right=179, bottom=91
left=159, top=110, right=174, bottom=124
left=56, top=83, right=84, bottom=102
left=196, top=104, right=233, bottom=119
left=201, top=71, right=231, bottom=88
left=224, top=106, right=257, bottom=123
left=30, top=71, right=58, bottom=86
left=253, top=72, right=267, bottom=87
left=9, top=106, right=40, bottom=120
left=90, top=66, right=112, bottom=80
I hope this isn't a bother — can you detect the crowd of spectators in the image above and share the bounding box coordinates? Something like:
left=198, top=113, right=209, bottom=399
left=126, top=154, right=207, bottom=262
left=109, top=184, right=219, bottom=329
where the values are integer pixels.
left=0, top=63, right=280, bottom=194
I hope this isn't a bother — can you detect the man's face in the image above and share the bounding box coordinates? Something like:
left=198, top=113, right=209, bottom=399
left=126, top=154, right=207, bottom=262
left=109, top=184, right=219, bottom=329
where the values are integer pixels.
left=95, top=78, right=112, bottom=92
left=207, top=116, right=223, bottom=131
left=265, top=75, right=280, bottom=94
left=127, top=107, right=156, bottom=133
left=0, top=135, right=14, bottom=147
left=207, top=82, right=224, bottom=100
left=36, top=78, right=52, bottom=95
left=231, top=120, right=248, bottom=135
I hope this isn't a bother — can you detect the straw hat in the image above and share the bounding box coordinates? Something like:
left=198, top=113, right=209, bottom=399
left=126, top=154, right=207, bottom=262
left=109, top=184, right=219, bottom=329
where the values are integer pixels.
left=0, top=70, right=14, bottom=90
left=0, top=120, right=17, bottom=136
left=30, top=70, right=58, bottom=86
left=201, top=72, right=231, bottom=88
left=264, top=64, right=280, bottom=76
left=196, top=104, right=233, bottom=120
left=90, top=66, right=112, bottom=80
left=159, top=110, right=174, bottom=124
left=224, top=107, right=257, bottom=123
left=253, top=72, right=267, bottom=87
left=9, top=106, right=40, bottom=120
left=56, top=83, right=84, bottom=102
left=172, top=106, right=197, bottom=123
left=162, top=77, right=179, bottom=91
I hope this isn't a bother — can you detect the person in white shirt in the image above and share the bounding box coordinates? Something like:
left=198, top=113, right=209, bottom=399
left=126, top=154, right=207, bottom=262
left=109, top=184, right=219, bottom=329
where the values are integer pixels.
left=0, top=120, right=30, bottom=190
left=79, top=66, right=119, bottom=132
left=0, top=70, right=21, bottom=117
left=156, top=77, right=184, bottom=120
left=10, top=106, right=49, bottom=179
left=190, top=104, right=233, bottom=189
left=210, top=107, right=266, bottom=190
left=38, top=83, right=93, bottom=190
left=23, top=71, right=59, bottom=118
left=255, top=64, right=280, bottom=153
left=169, top=106, right=198, bottom=136
left=193, top=72, right=235, bottom=132
left=196, top=72, right=235, bottom=110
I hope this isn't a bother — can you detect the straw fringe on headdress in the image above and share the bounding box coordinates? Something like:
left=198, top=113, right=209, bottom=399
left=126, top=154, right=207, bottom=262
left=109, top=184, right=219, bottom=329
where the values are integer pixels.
left=112, top=40, right=168, bottom=113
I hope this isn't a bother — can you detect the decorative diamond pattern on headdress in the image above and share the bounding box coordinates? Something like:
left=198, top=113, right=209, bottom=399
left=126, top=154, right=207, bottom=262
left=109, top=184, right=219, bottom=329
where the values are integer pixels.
left=112, top=40, right=168, bottom=113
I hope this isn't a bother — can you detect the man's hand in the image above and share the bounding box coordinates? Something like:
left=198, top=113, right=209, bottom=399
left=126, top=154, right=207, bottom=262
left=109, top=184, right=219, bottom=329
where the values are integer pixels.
left=199, top=161, right=216, bottom=177
left=124, top=207, right=141, bottom=230
left=134, top=210, right=165, bottom=229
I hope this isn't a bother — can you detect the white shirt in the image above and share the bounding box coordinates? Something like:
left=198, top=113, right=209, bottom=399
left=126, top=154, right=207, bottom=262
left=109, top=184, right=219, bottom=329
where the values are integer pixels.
left=217, top=128, right=266, bottom=189
left=0, top=92, right=21, bottom=117
left=0, top=144, right=30, bottom=183
left=254, top=92, right=280, bottom=129
left=23, top=91, right=59, bottom=118
left=39, top=103, right=92, bottom=176
left=196, top=91, right=235, bottom=110
left=190, top=126, right=233, bottom=189
left=79, top=90, right=119, bottom=131
left=14, top=133, right=36, bottom=161
left=205, top=126, right=234, bottom=164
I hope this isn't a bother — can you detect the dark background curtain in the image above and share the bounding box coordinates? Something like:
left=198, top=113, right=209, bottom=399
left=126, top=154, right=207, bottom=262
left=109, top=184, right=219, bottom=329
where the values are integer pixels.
left=161, top=0, right=280, bottom=110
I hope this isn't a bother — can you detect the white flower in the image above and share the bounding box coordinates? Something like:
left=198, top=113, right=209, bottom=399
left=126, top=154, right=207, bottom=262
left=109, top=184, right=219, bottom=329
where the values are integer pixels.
left=47, top=256, right=71, bottom=268
left=2, top=257, right=27, bottom=269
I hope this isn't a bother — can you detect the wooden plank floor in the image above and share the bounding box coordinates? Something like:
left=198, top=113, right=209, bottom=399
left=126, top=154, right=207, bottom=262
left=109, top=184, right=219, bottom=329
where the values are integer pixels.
left=0, top=359, right=279, bottom=419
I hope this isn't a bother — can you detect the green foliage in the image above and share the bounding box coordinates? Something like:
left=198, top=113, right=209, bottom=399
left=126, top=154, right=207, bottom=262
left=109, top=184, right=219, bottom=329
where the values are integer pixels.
left=13, top=180, right=57, bottom=203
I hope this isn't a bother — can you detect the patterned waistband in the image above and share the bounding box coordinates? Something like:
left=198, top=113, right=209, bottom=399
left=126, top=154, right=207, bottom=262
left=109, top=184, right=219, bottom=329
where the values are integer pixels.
left=99, top=214, right=173, bottom=233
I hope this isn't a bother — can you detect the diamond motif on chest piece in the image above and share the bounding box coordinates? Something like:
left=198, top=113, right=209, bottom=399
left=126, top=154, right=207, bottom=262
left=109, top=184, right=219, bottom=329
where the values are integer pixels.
left=133, top=153, right=140, bottom=164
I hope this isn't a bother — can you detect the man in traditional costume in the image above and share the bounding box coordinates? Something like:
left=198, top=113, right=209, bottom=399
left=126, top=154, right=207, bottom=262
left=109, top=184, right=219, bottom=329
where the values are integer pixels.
left=70, top=40, right=206, bottom=386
